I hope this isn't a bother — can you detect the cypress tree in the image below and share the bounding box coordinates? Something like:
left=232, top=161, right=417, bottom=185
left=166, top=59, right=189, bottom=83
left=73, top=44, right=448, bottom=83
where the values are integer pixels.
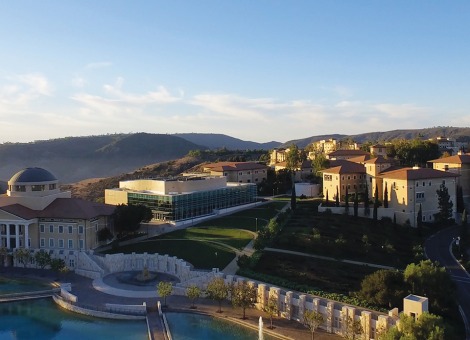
left=335, top=186, right=339, bottom=207
left=353, top=190, right=358, bottom=217
left=383, top=184, right=388, bottom=208
left=325, top=190, right=329, bottom=207
left=373, top=185, right=380, bottom=221
left=364, top=181, right=370, bottom=216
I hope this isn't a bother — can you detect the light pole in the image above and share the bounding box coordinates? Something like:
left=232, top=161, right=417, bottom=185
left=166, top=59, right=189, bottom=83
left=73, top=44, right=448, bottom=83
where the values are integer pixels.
left=255, top=218, right=258, bottom=233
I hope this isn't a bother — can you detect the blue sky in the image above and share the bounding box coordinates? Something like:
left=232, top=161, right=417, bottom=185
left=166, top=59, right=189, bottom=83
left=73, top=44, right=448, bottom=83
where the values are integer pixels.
left=0, top=1, right=469, bottom=143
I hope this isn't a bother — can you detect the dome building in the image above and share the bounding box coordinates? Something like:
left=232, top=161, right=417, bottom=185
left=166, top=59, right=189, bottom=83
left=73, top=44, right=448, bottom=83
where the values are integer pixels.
left=0, top=167, right=115, bottom=269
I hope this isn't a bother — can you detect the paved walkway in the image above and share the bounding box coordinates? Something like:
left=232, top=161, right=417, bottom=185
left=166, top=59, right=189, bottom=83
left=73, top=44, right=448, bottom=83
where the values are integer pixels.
left=1, top=267, right=340, bottom=340
left=264, top=247, right=396, bottom=270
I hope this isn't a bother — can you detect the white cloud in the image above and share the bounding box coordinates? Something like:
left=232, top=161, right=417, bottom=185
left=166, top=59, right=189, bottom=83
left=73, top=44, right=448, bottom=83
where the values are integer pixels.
left=0, top=73, right=52, bottom=106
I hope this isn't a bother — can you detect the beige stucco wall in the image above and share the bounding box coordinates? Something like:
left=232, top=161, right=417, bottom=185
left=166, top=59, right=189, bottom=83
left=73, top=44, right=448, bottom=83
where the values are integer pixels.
left=105, top=189, right=129, bottom=205
left=117, top=177, right=227, bottom=195
left=323, top=172, right=365, bottom=200
left=433, top=162, right=470, bottom=210
left=384, top=177, right=457, bottom=226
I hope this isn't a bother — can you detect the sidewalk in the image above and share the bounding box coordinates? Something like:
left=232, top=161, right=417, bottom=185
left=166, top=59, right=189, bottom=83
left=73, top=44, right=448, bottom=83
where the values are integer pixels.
left=264, top=247, right=396, bottom=270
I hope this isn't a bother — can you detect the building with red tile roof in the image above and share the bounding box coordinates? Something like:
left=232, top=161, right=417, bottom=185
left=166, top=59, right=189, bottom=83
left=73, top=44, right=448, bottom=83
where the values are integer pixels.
left=0, top=167, right=115, bottom=269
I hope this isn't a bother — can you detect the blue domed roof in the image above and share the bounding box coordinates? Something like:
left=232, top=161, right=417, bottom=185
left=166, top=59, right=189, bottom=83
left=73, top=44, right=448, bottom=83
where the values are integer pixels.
left=9, top=167, right=57, bottom=183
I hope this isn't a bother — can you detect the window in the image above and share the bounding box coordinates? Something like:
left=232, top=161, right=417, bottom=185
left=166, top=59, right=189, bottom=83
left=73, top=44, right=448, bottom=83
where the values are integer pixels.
left=59, top=226, right=63, bottom=233
left=422, top=182, right=425, bottom=187
left=40, top=238, right=45, bottom=248
left=49, top=225, right=54, bottom=233
left=247, top=171, right=250, bottom=174
left=58, top=239, right=64, bottom=248
left=429, top=181, right=432, bottom=186
left=442, top=180, right=446, bottom=185
left=40, top=225, right=45, bottom=233
left=49, top=238, right=54, bottom=247
left=68, top=239, right=73, bottom=249
left=416, top=182, right=419, bottom=187
left=32, top=185, right=45, bottom=191
left=49, top=184, right=56, bottom=190
left=78, top=226, right=84, bottom=234
left=79, top=239, right=84, bottom=249
left=353, top=175, right=356, bottom=179
left=68, top=226, right=73, bottom=234
left=416, top=192, right=425, bottom=200
left=324, top=175, right=332, bottom=181
left=69, top=259, right=75, bottom=267
left=28, top=238, right=31, bottom=248
left=347, top=176, right=350, bottom=180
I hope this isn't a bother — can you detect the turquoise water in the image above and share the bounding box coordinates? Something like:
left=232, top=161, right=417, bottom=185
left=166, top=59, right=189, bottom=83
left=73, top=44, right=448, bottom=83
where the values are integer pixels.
left=165, top=312, right=277, bottom=340
left=0, top=299, right=148, bottom=340
left=0, top=278, right=49, bottom=293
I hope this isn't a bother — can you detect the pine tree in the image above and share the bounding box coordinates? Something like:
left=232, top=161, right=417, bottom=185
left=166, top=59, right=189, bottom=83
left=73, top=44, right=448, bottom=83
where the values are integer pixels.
left=435, top=183, right=454, bottom=225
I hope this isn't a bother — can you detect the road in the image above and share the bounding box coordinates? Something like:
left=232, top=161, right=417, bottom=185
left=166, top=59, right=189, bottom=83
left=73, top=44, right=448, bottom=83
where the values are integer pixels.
left=425, top=226, right=470, bottom=338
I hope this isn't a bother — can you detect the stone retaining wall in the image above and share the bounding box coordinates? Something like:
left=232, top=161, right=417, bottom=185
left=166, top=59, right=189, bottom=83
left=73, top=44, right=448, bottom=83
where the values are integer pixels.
left=54, top=294, right=146, bottom=320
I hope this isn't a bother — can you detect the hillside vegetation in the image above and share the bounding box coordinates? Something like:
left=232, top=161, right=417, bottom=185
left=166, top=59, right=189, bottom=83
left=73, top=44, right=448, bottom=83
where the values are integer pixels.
left=0, top=133, right=204, bottom=183
left=285, top=126, right=470, bottom=148
left=64, top=149, right=268, bottom=202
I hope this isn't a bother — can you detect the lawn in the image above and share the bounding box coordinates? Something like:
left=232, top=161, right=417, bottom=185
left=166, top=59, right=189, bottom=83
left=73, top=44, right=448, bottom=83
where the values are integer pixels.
left=105, top=239, right=235, bottom=270
left=251, top=251, right=378, bottom=295
left=104, top=201, right=288, bottom=270
left=196, top=201, right=288, bottom=231
left=271, top=199, right=431, bottom=268
left=156, top=227, right=254, bottom=250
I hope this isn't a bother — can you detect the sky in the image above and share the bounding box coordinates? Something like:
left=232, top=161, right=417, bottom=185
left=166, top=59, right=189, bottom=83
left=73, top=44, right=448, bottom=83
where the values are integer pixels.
left=0, top=1, right=469, bottom=144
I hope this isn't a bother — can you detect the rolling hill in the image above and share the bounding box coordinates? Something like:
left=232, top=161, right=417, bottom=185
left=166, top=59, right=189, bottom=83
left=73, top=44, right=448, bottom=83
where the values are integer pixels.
left=283, top=127, right=470, bottom=148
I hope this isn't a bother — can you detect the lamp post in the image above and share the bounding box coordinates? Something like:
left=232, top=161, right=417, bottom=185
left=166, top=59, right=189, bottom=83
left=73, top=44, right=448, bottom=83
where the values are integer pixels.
left=255, top=218, right=258, bottom=233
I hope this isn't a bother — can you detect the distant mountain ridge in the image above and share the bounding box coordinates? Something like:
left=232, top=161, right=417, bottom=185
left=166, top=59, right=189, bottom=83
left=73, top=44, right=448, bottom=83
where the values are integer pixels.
left=174, top=133, right=281, bottom=150
left=282, top=127, right=470, bottom=148
left=0, top=133, right=204, bottom=183
left=1, top=127, right=468, bottom=184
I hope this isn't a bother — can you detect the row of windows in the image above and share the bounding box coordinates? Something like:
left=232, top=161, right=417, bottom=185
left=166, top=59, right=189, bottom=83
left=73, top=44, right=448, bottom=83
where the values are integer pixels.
left=40, top=225, right=83, bottom=234
left=39, top=238, right=84, bottom=249
left=237, top=170, right=266, bottom=175
left=12, top=184, right=56, bottom=192
left=324, top=174, right=365, bottom=181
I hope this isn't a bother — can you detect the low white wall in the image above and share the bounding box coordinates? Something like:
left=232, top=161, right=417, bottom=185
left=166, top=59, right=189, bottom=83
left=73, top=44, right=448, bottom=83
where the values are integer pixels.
left=105, top=303, right=147, bottom=315
left=53, top=295, right=146, bottom=320
left=318, top=204, right=395, bottom=220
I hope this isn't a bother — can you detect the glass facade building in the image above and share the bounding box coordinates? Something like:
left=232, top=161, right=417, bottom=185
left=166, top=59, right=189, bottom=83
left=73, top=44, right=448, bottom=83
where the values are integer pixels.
left=127, top=183, right=257, bottom=222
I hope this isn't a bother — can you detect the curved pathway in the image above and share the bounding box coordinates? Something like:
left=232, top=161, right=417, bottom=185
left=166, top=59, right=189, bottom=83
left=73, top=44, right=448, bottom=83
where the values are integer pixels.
left=424, top=226, right=470, bottom=338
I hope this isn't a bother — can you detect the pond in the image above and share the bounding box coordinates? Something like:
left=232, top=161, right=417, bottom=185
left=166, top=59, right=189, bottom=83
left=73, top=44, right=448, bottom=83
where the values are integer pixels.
left=0, top=299, right=148, bottom=340
left=0, top=277, right=50, bottom=294
left=165, top=312, right=278, bottom=340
